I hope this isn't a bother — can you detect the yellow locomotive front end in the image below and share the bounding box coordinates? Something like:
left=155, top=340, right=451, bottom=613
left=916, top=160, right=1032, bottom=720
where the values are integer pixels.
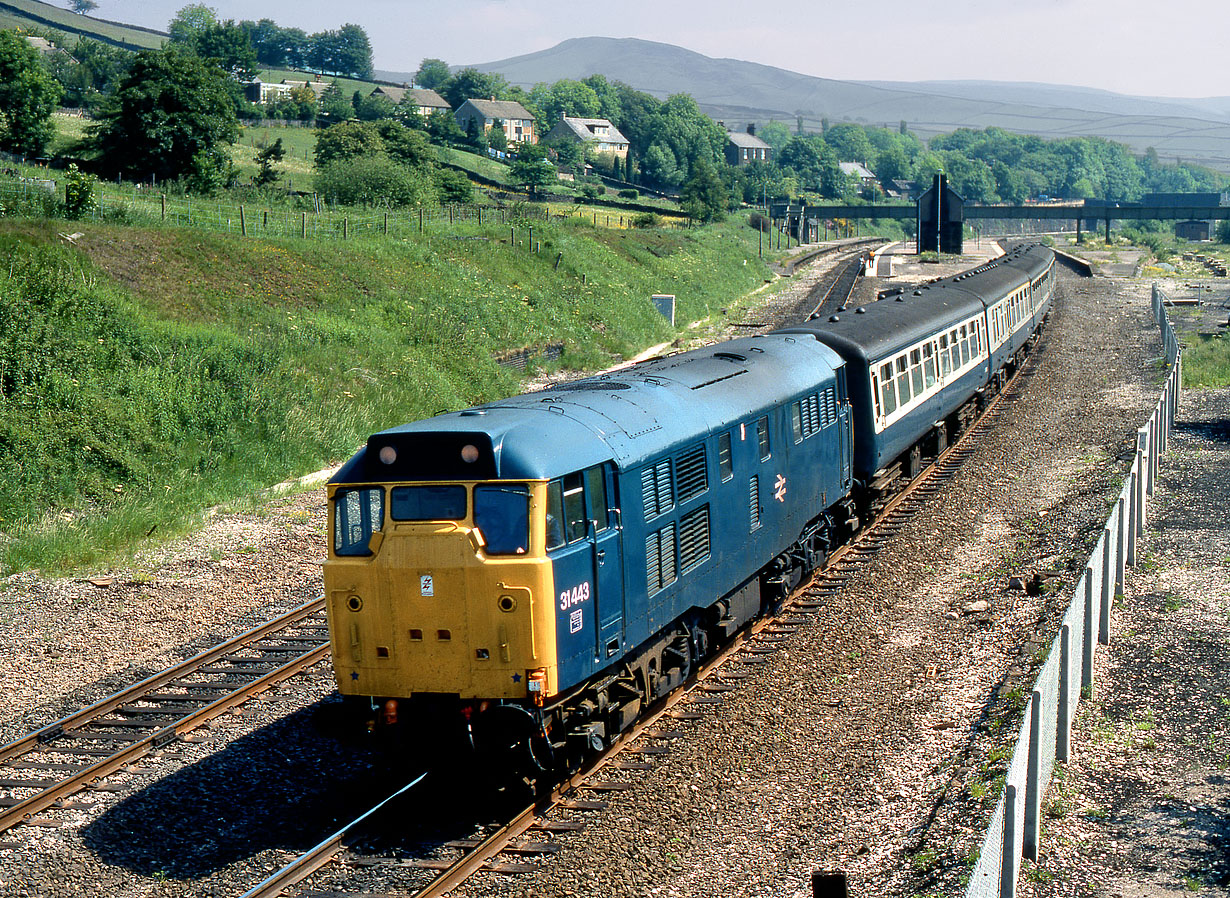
left=324, top=477, right=560, bottom=709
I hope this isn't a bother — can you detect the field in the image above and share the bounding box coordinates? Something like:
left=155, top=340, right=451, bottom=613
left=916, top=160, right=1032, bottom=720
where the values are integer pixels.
left=0, top=212, right=785, bottom=574
left=0, top=0, right=165, bottom=50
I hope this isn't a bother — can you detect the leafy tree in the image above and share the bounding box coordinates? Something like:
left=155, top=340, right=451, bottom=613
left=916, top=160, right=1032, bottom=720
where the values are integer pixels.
left=415, top=58, right=450, bottom=90
left=817, top=146, right=846, bottom=199
left=168, top=4, right=217, bottom=44
left=757, top=120, right=792, bottom=154
left=442, top=68, right=507, bottom=109
left=824, top=122, right=874, bottom=164
left=464, top=115, right=486, bottom=152
left=315, top=155, right=434, bottom=207
left=0, top=29, right=63, bottom=155
left=486, top=122, right=508, bottom=152
left=318, top=81, right=352, bottom=124
left=376, top=120, right=434, bottom=172
left=873, top=144, right=910, bottom=185
left=1217, top=219, right=1230, bottom=244
left=46, top=36, right=129, bottom=110
left=86, top=47, right=238, bottom=187
left=509, top=143, right=555, bottom=195
left=335, top=24, right=373, bottom=80
left=426, top=109, right=464, bottom=146
left=680, top=159, right=727, bottom=222
left=69, top=0, right=98, bottom=13
left=253, top=137, right=284, bottom=186
left=63, top=163, right=97, bottom=216
left=313, top=120, right=383, bottom=167
left=528, top=79, right=601, bottom=126
left=581, top=74, right=621, bottom=122
left=550, top=137, right=584, bottom=175
left=355, top=92, right=394, bottom=122
left=190, top=21, right=258, bottom=80
left=642, top=142, right=681, bottom=189
left=437, top=168, right=473, bottom=203
left=778, top=135, right=824, bottom=188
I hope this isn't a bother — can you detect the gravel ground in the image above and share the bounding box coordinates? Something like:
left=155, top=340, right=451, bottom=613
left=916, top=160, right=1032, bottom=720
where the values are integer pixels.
left=0, top=253, right=1171, bottom=898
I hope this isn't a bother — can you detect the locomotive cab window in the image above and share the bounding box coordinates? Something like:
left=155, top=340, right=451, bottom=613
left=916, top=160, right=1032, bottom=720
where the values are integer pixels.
left=562, top=471, right=587, bottom=542
left=333, top=487, right=384, bottom=556
left=756, top=416, right=770, bottom=461
left=718, top=432, right=733, bottom=481
left=390, top=485, right=466, bottom=521
left=584, top=466, right=610, bottom=532
left=474, top=484, right=530, bottom=555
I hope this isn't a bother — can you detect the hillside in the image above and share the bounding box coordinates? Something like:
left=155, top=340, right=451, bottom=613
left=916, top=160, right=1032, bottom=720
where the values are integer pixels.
left=397, top=37, right=1230, bottom=173
left=0, top=0, right=165, bottom=51
left=0, top=213, right=778, bottom=574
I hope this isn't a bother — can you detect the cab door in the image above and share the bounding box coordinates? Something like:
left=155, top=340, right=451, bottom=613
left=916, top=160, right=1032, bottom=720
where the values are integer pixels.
left=586, top=465, right=624, bottom=662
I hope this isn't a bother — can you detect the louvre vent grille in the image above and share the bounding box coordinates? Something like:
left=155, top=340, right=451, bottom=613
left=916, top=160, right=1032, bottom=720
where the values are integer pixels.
left=675, top=444, right=708, bottom=502
left=679, top=506, right=711, bottom=573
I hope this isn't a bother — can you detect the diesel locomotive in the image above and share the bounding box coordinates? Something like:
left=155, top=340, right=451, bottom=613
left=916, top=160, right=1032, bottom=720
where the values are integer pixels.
left=323, top=243, right=1055, bottom=773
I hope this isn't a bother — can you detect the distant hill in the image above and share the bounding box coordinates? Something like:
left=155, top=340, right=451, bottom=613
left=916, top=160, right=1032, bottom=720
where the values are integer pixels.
left=377, top=37, right=1230, bottom=173
left=0, top=0, right=166, bottom=51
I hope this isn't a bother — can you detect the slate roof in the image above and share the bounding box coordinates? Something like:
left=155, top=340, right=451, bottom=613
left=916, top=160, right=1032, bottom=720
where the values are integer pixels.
left=839, top=161, right=875, bottom=179
left=462, top=99, right=535, bottom=121
left=726, top=130, right=771, bottom=150
left=554, top=117, right=628, bottom=145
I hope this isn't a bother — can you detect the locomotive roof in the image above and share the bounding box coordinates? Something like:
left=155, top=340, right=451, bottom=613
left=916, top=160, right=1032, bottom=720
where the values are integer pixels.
left=776, top=244, right=1053, bottom=364
left=332, top=334, right=845, bottom=484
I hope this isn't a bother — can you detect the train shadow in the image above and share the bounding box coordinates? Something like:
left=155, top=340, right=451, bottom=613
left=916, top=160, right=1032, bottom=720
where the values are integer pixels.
left=81, top=696, right=508, bottom=880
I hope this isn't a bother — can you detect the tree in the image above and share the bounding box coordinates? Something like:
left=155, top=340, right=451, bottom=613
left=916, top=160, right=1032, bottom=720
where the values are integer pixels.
left=0, top=30, right=64, bottom=156
left=486, top=122, right=508, bottom=152
left=528, top=79, right=601, bottom=126
left=253, top=137, right=284, bottom=186
left=355, top=92, right=394, bottom=122
left=69, top=0, right=98, bottom=12
left=168, top=4, right=218, bottom=44
left=335, top=24, right=373, bottom=79
left=315, top=155, right=434, bottom=208
left=442, top=68, right=507, bottom=109
left=757, top=121, right=792, bottom=154
left=680, top=159, right=727, bottom=223
left=86, top=47, right=238, bottom=187
left=426, top=109, right=463, bottom=146
left=824, top=122, right=874, bottom=164
left=376, top=120, right=434, bottom=172
left=190, top=21, right=258, bottom=80
left=416, top=58, right=450, bottom=90
left=318, top=81, right=352, bottom=124
left=437, top=168, right=473, bottom=203
left=509, top=143, right=555, bottom=195
left=313, top=120, right=383, bottom=167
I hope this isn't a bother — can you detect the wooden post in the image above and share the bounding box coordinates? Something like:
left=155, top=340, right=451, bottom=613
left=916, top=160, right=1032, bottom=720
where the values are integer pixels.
left=161, top=194, right=166, bottom=220
left=301, top=211, right=306, bottom=238
left=343, top=217, right=348, bottom=240
left=420, top=209, right=424, bottom=232
left=528, top=225, right=533, bottom=248
left=240, top=204, right=246, bottom=236
left=383, top=212, right=388, bottom=235
left=263, top=210, right=268, bottom=228
left=554, top=252, right=563, bottom=270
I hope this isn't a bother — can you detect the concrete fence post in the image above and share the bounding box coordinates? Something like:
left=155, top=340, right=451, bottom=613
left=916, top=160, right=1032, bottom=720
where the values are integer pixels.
left=1082, top=569, right=1095, bottom=695
left=1057, top=624, right=1072, bottom=762
left=1100, top=526, right=1114, bottom=645
left=1001, top=784, right=1019, bottom=898
left=1127, top=468, right=1139, bottom=566
left=1115, top=495, right=1126, bottom=597
left=1024, top=690, right=1043, bottom=861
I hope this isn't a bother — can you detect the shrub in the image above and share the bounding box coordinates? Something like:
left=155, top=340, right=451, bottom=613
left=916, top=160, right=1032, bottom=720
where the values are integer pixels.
left=617, top=188, right=638, bottom=200
left=748, top=211, right=770, bottom=233
left=631, top=211, right=660, bottom=228
left=436, top=168, right=473, bottom=204
left=314, top=156, right=436, bottom=208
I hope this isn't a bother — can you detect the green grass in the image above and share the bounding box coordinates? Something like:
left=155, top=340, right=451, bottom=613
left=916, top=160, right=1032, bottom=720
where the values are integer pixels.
left=1180, top=333, right=1230, bottom=388
left=0, top=0, right=165, bottom=51
left=0, top=211, right=777, bottom=574
left=232, top=123, right=319, bottom=183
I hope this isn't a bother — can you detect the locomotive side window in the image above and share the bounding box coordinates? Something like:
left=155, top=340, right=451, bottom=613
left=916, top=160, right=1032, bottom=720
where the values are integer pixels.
left=333, top=487, right=384, bottom=556
left=718, top=432, right=733, bottom=481
left=791, top=402, right=803, bottom=443
left=584, top=466, right=609, bottom=532
left=474, top=484, right=530, bottom=555
left=545, top=481, right=566, bottom=550
left=562, top=471, right=587, bottom=542
left=756, top=416, right=771, bottom=460
left=390, top=485, right=466, bottom=521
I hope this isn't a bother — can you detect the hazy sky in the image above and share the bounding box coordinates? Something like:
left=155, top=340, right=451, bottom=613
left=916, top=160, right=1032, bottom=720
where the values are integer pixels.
left=108, top=0, right=1227, bottom=98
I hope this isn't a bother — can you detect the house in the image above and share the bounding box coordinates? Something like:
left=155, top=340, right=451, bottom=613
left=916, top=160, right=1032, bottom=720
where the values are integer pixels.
left=372, top=86, right=452, bottom=116
left=454, top=99, right=537, bottom=144
left=545, top=116, right=629, bottom=158
left=839, top=161, right=877, bottom=187
left=883, top=178, right=920, bottom=202
left=282, top=79, right=330, bottom=100
left=725, top=126, right=772, bottom=166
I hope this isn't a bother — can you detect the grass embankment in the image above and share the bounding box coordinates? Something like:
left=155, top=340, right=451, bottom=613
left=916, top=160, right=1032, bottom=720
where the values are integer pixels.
left=0, top=213, right=779, bottom=575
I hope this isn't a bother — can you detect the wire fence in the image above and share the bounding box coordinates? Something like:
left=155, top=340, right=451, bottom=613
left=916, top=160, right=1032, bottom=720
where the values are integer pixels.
left=964, top=283, right=1181, bottom=898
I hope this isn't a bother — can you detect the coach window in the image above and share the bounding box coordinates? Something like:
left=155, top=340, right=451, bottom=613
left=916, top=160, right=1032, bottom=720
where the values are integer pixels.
left=937, top=337, right=951, bottom=378
left=949, top=330, right=961, bottom=370
left=756, top=416, right=771, bottom=460
left=959, top=325, right=970, bottom=366
left=791, top=402, right=803, bottom=443
left=879, top=362, right=897, bottom=415
left=895, top=356, right=911, bottom=405
left=922, top=344, right=937, bottom=388
left=909, top=348, right=924, bottom=395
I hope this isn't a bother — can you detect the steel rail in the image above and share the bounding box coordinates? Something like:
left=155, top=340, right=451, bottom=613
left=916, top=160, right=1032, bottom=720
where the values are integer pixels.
left=0, top=598, right=329, bottom=832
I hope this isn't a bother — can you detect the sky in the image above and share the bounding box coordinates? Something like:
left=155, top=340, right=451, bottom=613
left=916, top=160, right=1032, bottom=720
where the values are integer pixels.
left=107, top=0, right=1228, bottom=98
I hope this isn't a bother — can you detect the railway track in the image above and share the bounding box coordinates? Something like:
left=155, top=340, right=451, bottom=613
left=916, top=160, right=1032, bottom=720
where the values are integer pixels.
left=806, top=254, right=864, bottom=319
left=0, top=599, right=330, bottom=834
left=239, top=322, right=1051, bottom=898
